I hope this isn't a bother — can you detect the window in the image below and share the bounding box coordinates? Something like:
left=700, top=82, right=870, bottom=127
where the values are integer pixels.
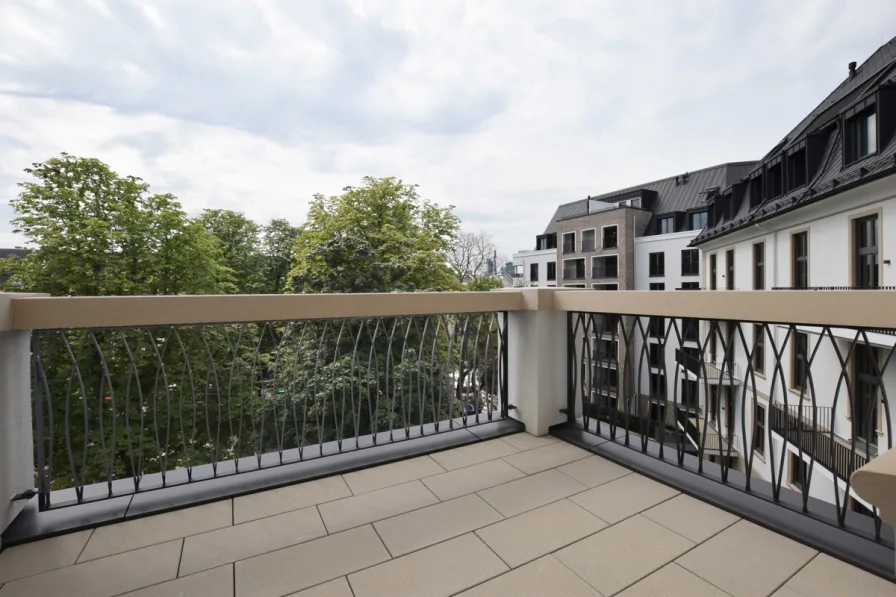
left=650, top=372, right=665, bottom=396
left=845, top=108, right=877, bottom=164
left=536, top=234, right=557, bottom=250
left=767, top=160, right=783, bottom=199
left=602, top=226, right=618, bottom=249
left=680, top=282, right=700, bottom=290
left=592, top=255, right=618, bottom=278
left=754, top=404, right=766, bottom=457
left=597, top=339, right=618, bottom=359
left=681, top=249, right=699, bottom=277
left=709, top=254, right=717, bottom=290
left=725, top=249, right=734, bottom=290
left=547, top=261, right=556, bottom=281
left=792, top=232, right=808, bottom=288
left=648, top=317, right=665, bottom=338
left=682, top=318, right=699, bottom=342
left=854, top=215, right=878, bottom=288
left=787, top=147, right=807, bottom=191
left=563, top=258, right=585, bottom=280
left=649, top=282, right=665, bottom=291
left=649, top=252, right=665, bottom=277
left=790, top=453, right=808, bottom=492
left=648, top=343, right=662, bottom=368
left=752, top=324, right=765, bottom=375
left=854, top=345, right=879, bottom=454
left=753, top=242, right=765, bottom=290
left=596, top=367, right=619, bottom=388
left=687, top=211, right=707, bottom=231
left=792, top=332, right=808, bottom=391
left=657, top=216, right=674, bottom=234
left=681, top=379, right=699, bottom=410
left=529, top=263, right=539, bottom=282
left=581, top=229, right=596, bottom=252
left=749, top=174, right=764, bottom=209
left=592, top=283, right=618, bottom=291
left=562, top=232, right=576, bottom=254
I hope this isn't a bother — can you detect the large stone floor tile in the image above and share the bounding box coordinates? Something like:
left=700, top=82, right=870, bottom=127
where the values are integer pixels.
left=676, top=520, right=816, bottom=597
left=457, top=555, right=601, bottom=597
left=180, top=505, right=327, bottom=576
left=557, top=455, right=632, bottom=488
left=0, top=529, right=92, bottom=584
left=318, top=480, right=438, bottom=534
left=500, top=433, right=558, bottom=451
left=642, top=494, right=739, bottom=543
left=348, top=533, right=508, bottom=597
left=502, top=442, right=592, bottom=474
left=429, top=439, right=519, bottom=471
left=374, top=494, right=502, bottom=557
left=235, top=525, right=389, bottom=597
left=775, top=553, right=896, bottom=597
left=286, top=577, right=353, bottom=597
left=422, top=459, right=525, bottom=501
left=617, top=563, right=729, bottom=597
left=556, top=515, right=694, bottom=596
left=477, top=469, right=587, bottom=517
left=0, top=539, right=181, bottom=597
left=570, top=473, right=678, bottom=523
left=120, top=565, right=233, bottom=597
left=476, top=499, right=606, bottom=568
left=78, top=500, right=232, bottom=562
left=233, top=475, right=351, bottom=524
left=342, top=456, right=444, bottom=494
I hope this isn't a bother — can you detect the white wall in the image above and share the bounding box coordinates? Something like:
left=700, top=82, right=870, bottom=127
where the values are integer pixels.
left=511, top=249, right=557, bottom=288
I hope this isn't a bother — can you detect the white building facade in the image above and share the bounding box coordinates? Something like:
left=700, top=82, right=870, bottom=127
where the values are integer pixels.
left=511, top=248, right=557, bottom=288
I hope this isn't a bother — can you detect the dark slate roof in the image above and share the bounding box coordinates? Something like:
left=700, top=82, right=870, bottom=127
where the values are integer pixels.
left=692, top=36, right=896, bottom=246
left=542, top=162, right=756, bottom=235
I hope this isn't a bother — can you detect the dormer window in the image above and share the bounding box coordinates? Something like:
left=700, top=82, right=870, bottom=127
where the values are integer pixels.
left=657, top=216, right=674, bottom=234
left=766, top=158, right=783, bottom=199
left=786, top=142, right=807, bottom=191
left=844, top=105, right=877, bottom=164
left=748, top=174, right=764, bottom=209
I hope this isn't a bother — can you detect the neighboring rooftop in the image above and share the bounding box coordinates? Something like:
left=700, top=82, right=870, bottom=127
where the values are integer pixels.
left=692, top=36, right=896, bottom=246
left=542, top=162, right=756, bottom=235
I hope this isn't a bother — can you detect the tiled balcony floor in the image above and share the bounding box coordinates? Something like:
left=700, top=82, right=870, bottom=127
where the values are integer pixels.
left=0, top=433, right=894, bottom=597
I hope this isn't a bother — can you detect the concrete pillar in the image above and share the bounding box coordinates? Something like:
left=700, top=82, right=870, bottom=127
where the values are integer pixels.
left=0, top=295, right=35, bottom=547
left=507, top=288, right=572, bottom=436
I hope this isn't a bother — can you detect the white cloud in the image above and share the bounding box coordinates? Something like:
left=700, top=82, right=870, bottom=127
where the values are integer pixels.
left=1, top=0, right=895, bottom=255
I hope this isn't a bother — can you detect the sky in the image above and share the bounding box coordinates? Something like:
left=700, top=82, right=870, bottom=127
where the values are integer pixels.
left=1, top=1, right=895, bottom=257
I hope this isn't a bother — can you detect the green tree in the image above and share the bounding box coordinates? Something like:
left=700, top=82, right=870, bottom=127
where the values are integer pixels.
left=289, top=177, right=461, bottom=294
left=466, top=277, right=504, bottom=291
left=260, top=218, right=299, bottom=294
left=197, top=209, right=263, bottom=294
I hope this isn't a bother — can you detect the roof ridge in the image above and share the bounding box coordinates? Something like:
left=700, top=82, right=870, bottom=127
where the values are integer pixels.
left=585, top=161, right=754, bottom=200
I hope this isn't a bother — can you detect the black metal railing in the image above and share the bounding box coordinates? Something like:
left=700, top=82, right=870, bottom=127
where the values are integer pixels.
left=772, top=286, right=896, bottom=291
left=581, top=240, right=596, bottom=252
left=562, top=242, right=576, bottom=254
left=602, top=238, right=618, bottom=249
left=32, top=312, right=508, bottom=511
left=592, top=267, right=618, bottom=279
left=563, top=269, right=585, bottom=280
left=566, top=312, right=893, bottom=545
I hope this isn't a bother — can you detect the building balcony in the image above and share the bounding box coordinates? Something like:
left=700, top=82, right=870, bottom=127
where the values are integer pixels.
left=562, top=242, right=576, bottom=254
left=0, top=289, right=895, bottom=594
left=675, top=350, right=741, bottom=385
left=563, top=270, right=585, bottom=281
left=591, top=267, right=618, bottom=279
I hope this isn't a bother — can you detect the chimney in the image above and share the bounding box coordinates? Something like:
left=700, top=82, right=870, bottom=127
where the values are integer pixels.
left=849, top=61, right=857, bottom=78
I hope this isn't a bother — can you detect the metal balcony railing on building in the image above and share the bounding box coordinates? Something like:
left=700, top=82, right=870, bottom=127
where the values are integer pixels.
left=562, top=242, right=576, bottom=254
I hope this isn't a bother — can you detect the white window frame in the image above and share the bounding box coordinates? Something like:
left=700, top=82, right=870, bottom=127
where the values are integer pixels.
left=580, top=228, right=597, bottom=251
left=561, top=257, right=585, bottom=282
left=600, top=224, right=619, bottom=249
left=591, top=253, right=619, bottom=279
left=562, top=231, right=576, bottom=252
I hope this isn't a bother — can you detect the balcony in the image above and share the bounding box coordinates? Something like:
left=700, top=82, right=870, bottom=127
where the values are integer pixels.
left=562, top=242, right=576, bottom=254
left=676, top=350, right=741, bottom=385
left=0, top=289, right=895, bottom=594
left=563, top=269, right=585, bottom=281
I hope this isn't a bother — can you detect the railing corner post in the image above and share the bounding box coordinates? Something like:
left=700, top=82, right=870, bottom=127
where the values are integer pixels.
left=0, top=294, right=36, bottom=546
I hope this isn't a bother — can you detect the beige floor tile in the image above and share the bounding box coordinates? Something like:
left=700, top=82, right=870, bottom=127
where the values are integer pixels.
left=233, top=475, right=351, bottom=524
left=457, top=555, right=601, bottom=597
left=642, top=494, right=739, bottom=543
left=422, top=458, right=526, bottom=501
left=770, top=588, right=805, bottom=597
left=429, top=439, right=519, bottom=471
left=236, top=525, right=389, bottom=597
left=120, top=565, right=233, bottom=597
left=180, top=505, right=327, bottom=576
left=0, top=530, right=92, bottom=584
left=374, top=494, right=502, bottom=557
left=342, top=456, right=444, bottom=494
left=617, top=563, right=729, bottom=597
left=286, top=577, right=354, bottom=597
left=79, top=500, right=232, bottom=562
left=318, top=480, right=438, bottom=534
left=348, top=533, right=508, bottom=597
left=0, top=539, right=181, bottom=597
left=676, top=520, right=816, bottom=597
left=478, top=469, right=587, bottom=517
left=570, top=473, right=678, bottom=524
left=476, top=499, right=606, bottom=568
left=778, top=553, right=896, bottom=597
left=556, top=515, right=694, bottom=596
left=557, top=455, right=632, bottom=487
left=500, top=433, right=558, bottom=451
left=502, top=442, right=592, bottom=474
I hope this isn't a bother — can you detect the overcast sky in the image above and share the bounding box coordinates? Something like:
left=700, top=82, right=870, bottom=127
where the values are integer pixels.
left=1, top=1, right=894, bottom=256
